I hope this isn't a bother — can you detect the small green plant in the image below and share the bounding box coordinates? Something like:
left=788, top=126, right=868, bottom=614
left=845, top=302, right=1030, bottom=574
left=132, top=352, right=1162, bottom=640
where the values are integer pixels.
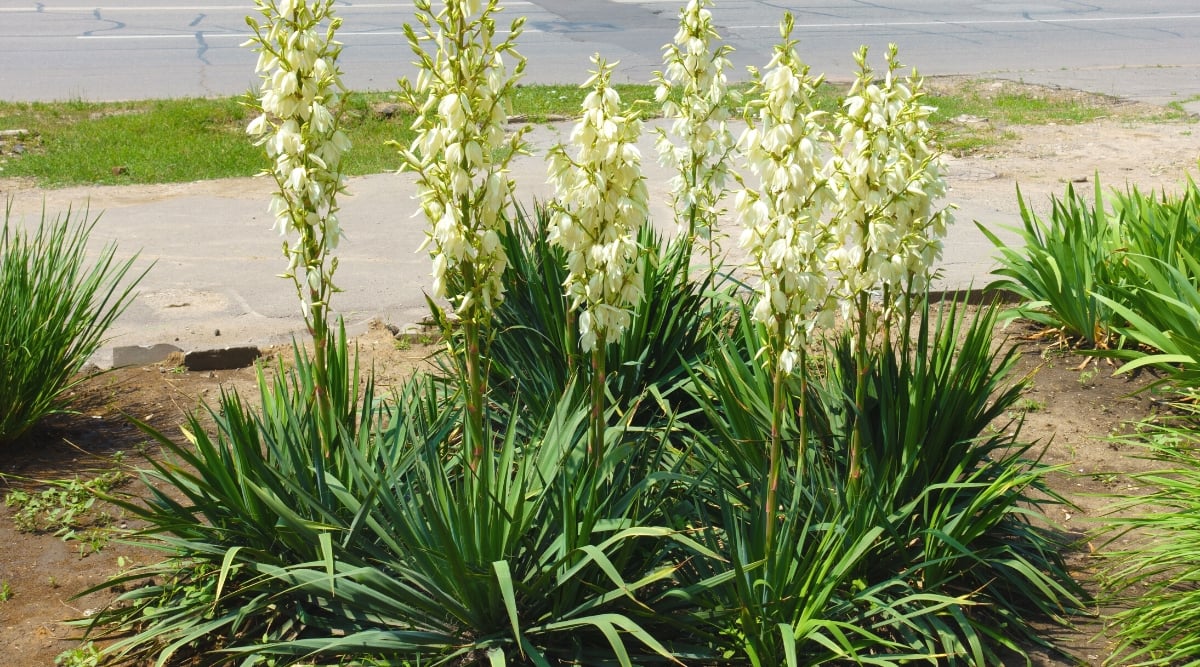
left=1014, top=397, right=1047, bottom=413
left=393, top=336, right=412, bottom=351
left=54, top=642, right=103, bottom=667
left=4, top=468, right=124, bottom=544
left=1079, top=368, right=1098, bottom=386
left=0, top=580, right=13, bottom=602
left=978, top=181, right=1123, bottom=347
left=1091, top=471, right=1120, bottom=486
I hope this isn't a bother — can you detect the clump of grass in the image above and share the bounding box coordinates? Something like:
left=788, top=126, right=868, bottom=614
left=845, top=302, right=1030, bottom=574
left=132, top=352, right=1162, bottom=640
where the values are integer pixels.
left=0, top=203, right=146, bottom=445
left=1099, top=390, right=1200, bottom=665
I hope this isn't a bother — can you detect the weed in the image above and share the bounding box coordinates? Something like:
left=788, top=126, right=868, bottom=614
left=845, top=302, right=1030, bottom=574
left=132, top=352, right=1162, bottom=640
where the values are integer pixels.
left=393, top=336, right=412, bottom=351
left=73, top=527, right=114, bottom=557
left=3, top=466, right=125, bottom=551
left=54, top=642, right=102, bottom=667
left=1079, top=368, right=1098, bottom=386
left=0, top=580, right=12, bottom=602
left=1014, top=397, right=1046, bottom=413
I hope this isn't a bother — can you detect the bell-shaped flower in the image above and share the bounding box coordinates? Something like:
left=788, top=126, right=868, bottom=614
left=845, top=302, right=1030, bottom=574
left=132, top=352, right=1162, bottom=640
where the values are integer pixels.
left=246, top=0, right=349, bottom=324
left=396, top=0, right=527, bottom=326
left=547, top=55, right=648, bottom=353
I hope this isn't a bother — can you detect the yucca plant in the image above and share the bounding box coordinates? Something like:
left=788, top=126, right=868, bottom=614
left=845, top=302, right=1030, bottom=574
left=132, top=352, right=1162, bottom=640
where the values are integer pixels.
left=486, top=203, right=727, bottom=426
left=83, top=325, right=699, bottom=665
left=815, top=298, right=1085, bottom=660
left=77, top=326, right=409, bottom=664
left=679, top=297, right=1084, bottom=664
left=0, top=202, right=145, bottom=445
left=679, top=308, right=917, bottom=665
left=1099, top=390, right=1200, bottom=666
left=978, top=182, right=1124, bottom=347
left=1093, top=250, right=1200, bottom=390
left=263, top=394, right=698, bottom=666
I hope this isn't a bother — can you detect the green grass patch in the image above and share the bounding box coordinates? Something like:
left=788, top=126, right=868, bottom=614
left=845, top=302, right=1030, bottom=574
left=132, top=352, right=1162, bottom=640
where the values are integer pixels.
left=0, top=79, right=1189, bottom=188
left=0, top=94, right=415, bottom=187
left=925, top=78, right=1189, bottom=155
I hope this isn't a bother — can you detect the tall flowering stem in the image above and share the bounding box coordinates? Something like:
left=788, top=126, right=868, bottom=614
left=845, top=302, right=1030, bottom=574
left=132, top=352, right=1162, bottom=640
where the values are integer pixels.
left=653, top=0, right=736, bottom=264
left=829, top=44, right=952, bottom=489
left=734, top=13, right=836, bottom=562
left=245, top=0, right=350, bottom=453
left=396, top=0, right=527, bottom=468
left=547, top=55, right=649, bottom=464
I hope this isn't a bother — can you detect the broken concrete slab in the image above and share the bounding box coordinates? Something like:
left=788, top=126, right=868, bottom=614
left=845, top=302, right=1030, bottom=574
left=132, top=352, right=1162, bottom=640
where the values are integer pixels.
left=183, top=346, right=262, bottom=371
left=111, top=343, right=183, bottom=368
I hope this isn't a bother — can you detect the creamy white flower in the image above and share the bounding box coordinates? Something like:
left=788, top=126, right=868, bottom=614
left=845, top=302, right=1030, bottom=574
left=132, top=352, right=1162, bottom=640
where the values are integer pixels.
left=547, top=55, right=647, bottom=353
left=246, top=0, right=348, bottom=322
left=396, top=0, right=526, bottom=325
left=735, top=18, right=836, bottom=374
left=829, top=44, right=952, bottom=319
left=652, top=0, right=735, bottom=249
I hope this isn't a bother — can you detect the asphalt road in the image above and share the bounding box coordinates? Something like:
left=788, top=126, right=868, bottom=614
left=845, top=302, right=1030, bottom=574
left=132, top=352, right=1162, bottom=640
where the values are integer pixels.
left=1, top=0, right=1198, bottom=104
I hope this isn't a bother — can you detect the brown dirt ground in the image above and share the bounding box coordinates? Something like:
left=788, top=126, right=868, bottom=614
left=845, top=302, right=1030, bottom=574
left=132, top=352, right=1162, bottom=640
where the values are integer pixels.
left=2, top=80, right=1200, bottom=666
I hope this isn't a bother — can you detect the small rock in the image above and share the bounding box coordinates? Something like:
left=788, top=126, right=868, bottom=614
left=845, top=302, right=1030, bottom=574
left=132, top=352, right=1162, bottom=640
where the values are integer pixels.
left=1071, top=175, right=1089, bottom=183
left=370, top=101, right=404, bottom=118
left=0, top=129, right=28, bottom=138
left=112, top=165, right=128, bottom=176
left=214, top=328, right=221, bottom=337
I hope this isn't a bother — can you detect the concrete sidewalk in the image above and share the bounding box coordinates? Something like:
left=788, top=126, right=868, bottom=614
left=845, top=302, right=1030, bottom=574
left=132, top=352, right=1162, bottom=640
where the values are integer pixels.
left=3, top=119, right=1021, bottom=366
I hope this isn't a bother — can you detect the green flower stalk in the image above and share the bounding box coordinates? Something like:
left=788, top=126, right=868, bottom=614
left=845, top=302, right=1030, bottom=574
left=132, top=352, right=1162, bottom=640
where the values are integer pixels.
left=828, top=44, right=952, bottom=489
left=547, top=55, right=649, bottom=463
left=734, top=12, right=837, bottom=565
left=396, top=0, right=527, bottom=468
left=245, top=0, right=350, bottom=452
left=653, top=0, right=736, bottom=263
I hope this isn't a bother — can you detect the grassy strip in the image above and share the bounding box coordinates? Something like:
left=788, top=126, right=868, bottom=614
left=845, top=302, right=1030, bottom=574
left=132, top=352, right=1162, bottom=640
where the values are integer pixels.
left=0, top=80, right=1187, bottom=188
left=924, top=79, right=1187, bottom=154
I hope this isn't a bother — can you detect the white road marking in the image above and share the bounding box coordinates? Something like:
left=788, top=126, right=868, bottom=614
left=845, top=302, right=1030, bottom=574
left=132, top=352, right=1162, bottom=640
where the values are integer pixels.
left=0, top=2, right=532, bottom=12
left=725, top=15, right=1200, bottom=30
left=76, top=29, right=539, bottom=39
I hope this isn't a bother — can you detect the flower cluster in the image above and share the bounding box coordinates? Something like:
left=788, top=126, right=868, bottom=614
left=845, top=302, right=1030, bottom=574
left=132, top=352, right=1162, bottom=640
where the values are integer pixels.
left=829, top=45, right=951, bottom=318
left=653, top=0, right=736, bottom=248
left=547, top=56, right=649, bottom=353
left=396, top=0, right=527, bottom=323
left=245, top=0, right=349, bottom=324
left=735, top=16, right=837, bottom=374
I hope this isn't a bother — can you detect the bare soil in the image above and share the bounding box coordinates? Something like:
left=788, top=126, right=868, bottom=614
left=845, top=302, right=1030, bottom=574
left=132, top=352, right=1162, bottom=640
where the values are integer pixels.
left=2, top=80, right=1199, bottom=665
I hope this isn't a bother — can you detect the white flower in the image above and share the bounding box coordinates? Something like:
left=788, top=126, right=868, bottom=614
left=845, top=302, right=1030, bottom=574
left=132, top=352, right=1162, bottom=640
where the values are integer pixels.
left=653, top=1, right=735, bottom=249
left=396, top=0, right=527, bottom=325
left=548, top=55, right=647, bottom=353
left=829, top=44, right=952, bottom=318
left=246, top=0, right=348, bottom=322
left=735, top=17, right=836, bottom=374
